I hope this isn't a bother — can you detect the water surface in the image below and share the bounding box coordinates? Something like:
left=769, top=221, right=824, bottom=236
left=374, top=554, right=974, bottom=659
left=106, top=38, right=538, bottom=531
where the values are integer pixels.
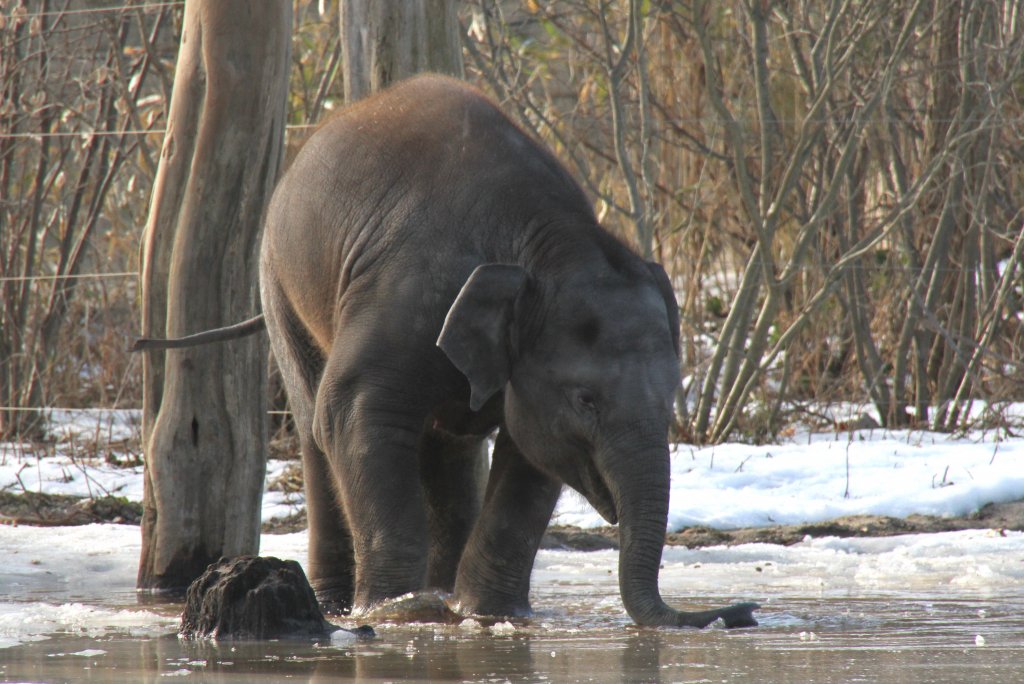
left=2, top=530, right=1022, bottom=682
left=3, top=591, right=1021, bottom=682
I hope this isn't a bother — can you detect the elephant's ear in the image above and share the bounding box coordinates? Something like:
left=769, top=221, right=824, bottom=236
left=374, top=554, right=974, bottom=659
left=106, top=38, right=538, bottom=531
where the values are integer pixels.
left=438, top=264, right=529, bottom=411
left=647, top=262, right=681, bottom=358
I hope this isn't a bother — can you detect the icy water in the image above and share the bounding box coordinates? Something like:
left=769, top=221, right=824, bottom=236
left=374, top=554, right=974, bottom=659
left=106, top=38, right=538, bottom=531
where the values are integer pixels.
left=3, top=530, right=1024, bottom=682
left=3, top=594, right=1023, bottom=681
left=2, top=594, right=1022, bottom=682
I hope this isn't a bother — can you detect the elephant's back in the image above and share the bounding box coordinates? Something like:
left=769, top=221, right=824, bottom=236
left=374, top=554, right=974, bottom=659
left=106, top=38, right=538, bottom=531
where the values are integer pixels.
left=261, top=75, right=594, bottom=343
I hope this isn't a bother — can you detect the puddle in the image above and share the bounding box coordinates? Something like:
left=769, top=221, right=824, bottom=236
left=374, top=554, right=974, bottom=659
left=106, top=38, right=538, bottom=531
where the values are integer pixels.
left=1, top=594, right=1021, bottom=682
left=2, top=529, right=1023, bottom=682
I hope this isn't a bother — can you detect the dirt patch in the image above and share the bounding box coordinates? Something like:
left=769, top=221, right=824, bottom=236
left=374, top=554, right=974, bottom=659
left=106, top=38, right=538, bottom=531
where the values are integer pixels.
left=549, top=500, right=1024, bottom=551
left=0, top=490, right=142, bottom=526
left=0, top=489, right=300, bottom=533
left=4, top=491, right=1021, bottom=550
left=542, top=526, right=619, bottom=551
left=262, top=509, right=307, bottom=534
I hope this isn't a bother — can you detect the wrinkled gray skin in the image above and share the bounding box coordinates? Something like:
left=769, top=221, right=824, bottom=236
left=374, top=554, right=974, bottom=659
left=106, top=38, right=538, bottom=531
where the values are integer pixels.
left=259, top=75, right=757, bottom=628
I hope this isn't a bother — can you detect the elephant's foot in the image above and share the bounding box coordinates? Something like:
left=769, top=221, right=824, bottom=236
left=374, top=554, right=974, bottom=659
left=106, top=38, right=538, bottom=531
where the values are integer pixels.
left=311, top=579, right=354, bottom=616
left=449, top=587, right=533, bottom=621
left=675, top=601, right=760, bottom=629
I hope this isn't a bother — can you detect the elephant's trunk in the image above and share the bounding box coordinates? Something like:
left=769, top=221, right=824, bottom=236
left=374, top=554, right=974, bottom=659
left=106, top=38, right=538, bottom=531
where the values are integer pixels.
left=609, top=442, right=680, bottom=626
left=606, top=441, right=759, bottom=629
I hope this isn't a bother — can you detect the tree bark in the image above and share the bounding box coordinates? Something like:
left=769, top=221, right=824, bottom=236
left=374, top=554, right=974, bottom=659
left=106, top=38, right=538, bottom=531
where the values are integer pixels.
left=340, top=0, right=463, bottom=103
left=137, top=0, right=291, bottom=591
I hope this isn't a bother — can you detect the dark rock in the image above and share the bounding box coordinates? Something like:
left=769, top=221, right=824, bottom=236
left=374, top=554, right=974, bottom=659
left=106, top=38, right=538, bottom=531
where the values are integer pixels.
left=180, top=555, right=367, bottom=640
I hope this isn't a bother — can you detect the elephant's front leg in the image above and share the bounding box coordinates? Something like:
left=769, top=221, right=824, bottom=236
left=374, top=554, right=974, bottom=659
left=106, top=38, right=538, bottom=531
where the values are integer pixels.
left=315, top=379, right=431, bottom=612
left=453, top=429, right=562, bottom=617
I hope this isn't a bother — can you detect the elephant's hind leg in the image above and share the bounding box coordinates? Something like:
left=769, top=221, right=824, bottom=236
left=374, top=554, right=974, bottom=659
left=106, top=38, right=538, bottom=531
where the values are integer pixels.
left=262, top=279, right=355, bottom=612
left=418, top=426, right=489, bottom=592
left=313, top=343, right=434, bottom=612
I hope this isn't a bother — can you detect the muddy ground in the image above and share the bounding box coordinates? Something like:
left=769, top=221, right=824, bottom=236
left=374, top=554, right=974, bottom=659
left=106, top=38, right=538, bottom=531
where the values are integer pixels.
left=2, top=490, right=1021, bottom=550
left=544, top=499, right=1024, bottom=550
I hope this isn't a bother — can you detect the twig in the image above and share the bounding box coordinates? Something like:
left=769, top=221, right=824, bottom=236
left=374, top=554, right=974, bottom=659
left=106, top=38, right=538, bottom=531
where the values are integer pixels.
left=844, top=438, right=852, bottom=499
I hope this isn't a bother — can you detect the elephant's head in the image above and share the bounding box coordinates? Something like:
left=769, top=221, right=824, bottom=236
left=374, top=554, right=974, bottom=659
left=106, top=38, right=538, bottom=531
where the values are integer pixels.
left=437, top=259, right=750, bottom=628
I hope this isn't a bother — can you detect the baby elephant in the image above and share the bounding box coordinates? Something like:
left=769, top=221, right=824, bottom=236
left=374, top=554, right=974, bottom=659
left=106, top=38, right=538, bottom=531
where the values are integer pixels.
left=258, top=75, right=755, bottom=628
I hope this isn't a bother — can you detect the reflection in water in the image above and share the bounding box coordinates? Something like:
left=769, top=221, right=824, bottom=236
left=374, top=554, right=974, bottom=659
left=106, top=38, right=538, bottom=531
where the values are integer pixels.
left=2, top=596, right=1023, bottom=682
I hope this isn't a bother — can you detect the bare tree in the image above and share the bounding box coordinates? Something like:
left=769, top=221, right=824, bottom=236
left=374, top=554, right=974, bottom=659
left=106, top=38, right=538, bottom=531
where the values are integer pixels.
left=137, top=0, right=292, bottom=590
left=0, top=2, right=169, bottom=437
left=463, top=1, right=1023, bottom=442
left=340, top=0, right=464, bottom=102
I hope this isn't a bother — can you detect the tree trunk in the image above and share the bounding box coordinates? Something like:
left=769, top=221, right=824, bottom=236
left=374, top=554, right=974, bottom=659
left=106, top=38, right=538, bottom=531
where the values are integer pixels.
left=340, top=0, right=463, bottom=103
left=137, top=0, right=292, bottom=591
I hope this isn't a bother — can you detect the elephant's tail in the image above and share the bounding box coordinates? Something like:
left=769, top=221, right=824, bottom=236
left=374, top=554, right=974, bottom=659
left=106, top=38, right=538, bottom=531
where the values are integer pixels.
left=130, top=314, right=266, bottom=352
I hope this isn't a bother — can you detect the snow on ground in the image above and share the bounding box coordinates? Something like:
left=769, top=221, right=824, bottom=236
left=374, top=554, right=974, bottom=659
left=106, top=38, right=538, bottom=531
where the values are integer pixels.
left=0, top=449, right=299, bottom=523
left=2, top=409, right=1023, bottom=650
left=0, top=524, right=177, bottom=650
left=557, top=430, right=1024, bottom=530
left=542, top=528, right=1024, bottom=600
left=42, top=409, right=141, bottom=444
left=3, top=410, right=1023, bottom=531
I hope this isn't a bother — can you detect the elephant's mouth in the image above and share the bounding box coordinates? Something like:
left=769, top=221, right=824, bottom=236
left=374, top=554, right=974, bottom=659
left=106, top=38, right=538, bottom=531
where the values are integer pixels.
left=578, top=460, right=618, bottom=526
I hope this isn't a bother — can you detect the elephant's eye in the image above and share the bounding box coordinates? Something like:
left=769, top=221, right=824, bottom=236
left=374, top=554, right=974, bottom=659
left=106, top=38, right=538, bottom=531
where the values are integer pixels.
left=575, top=389, right=597, bottom=412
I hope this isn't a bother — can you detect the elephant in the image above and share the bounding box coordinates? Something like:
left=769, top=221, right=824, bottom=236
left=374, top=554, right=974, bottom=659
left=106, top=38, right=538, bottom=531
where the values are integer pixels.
left=145, top=74, right=757, bottom=628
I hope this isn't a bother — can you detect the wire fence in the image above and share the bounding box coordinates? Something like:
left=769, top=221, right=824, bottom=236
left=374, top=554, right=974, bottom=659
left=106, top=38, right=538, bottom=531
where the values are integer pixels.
left=6, top=0, right=185, bottom=19
left=2, top=119, right=1020, bottom=144
left=1, top=262, right=1018, bottom=287
left=0, top=406, right=290, bottom=415
left=0, top=124, right=320, bottom=141
left=0, top=271, right=139, bottom=283
left=8, top=0, right=1024, bottom=444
